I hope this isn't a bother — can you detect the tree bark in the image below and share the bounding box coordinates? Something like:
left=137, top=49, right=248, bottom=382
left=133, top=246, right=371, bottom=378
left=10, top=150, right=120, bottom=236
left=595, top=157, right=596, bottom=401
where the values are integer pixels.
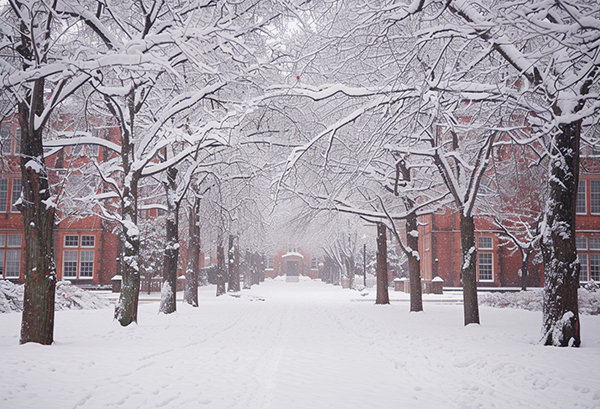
left=541, top=121, right=581, bottom=347
left=376, top=222, right=390, bottom=305
left=406, top=213, right=423, bottom=312
left=184, top=198, right=200, bottom=307
left=18, top=83, right=57, bottom=345
left=216, top=240, right=226, bottom=296
left=159, top=166, right=179, bottom=314
left=395, top=160, right=423, bottom=312
left=115, top=174, right=140, bottom=326
left=520, top=251, right=530, bottom=292
left=114, top=91, right=141, bottom=327
left=461, top=215, right=480, bottom=325
left=227, top=234, right=240, bottom=292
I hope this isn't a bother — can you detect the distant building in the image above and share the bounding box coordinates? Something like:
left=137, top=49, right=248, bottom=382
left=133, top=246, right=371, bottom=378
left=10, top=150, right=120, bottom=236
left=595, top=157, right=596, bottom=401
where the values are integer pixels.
left=0, top=114, right=199, bottom=287
left=417, top=144, right=600, bottom=289
left=265, top=244, right=320, bottom=280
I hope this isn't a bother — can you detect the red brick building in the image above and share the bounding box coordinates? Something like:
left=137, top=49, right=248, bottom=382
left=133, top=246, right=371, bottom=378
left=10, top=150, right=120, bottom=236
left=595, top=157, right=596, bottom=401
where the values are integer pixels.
left=265, top=244, right=320, bottom=280
left=1, top=115, right=122, bottom=285
left=418, top=147, right=600, bottom=288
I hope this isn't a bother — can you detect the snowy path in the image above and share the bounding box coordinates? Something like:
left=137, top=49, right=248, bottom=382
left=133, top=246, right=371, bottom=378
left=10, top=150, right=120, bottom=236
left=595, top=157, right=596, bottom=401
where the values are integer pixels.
left=1, top=278, right=599, bottom=409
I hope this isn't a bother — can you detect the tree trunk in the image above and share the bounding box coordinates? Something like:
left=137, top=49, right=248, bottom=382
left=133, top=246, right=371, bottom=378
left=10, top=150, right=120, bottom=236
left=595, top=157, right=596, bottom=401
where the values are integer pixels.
left=114, top=90, right=141, bottom=326
left=115, top=175, right=140, bottom=326
left=406, top=213, right=423, bottom=312
left=461, top=215, right=480, bottom=325
left=184, top=199, right=200, bottom=307
left=396, top=161, right=423, bottom=311
left=541, top=121, right=581, bottom=347
left=227, top=234, right=240, bottom=292
left=18, top=83, right=57, bottom=345
left=376, top=222, right=390, bottom=305
left=520, top=250, right=530, bottom=292
left=159, top=167, right=179, bottom=314
left=216, top=240, right=226, bottom=296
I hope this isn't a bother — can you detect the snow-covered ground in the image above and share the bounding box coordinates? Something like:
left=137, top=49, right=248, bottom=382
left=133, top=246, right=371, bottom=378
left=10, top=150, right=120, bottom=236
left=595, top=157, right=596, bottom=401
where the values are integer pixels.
left=1, top=277, right=599, bottom=409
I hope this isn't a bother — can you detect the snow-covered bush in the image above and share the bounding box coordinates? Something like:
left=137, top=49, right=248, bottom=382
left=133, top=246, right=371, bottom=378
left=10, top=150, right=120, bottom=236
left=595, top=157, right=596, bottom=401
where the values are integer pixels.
left=1, top=280, right=109, bottom=313
left=0, top=280, right=23, bottom=313
left=479, top=289, right=600, bottom=315
left=584, top=280, right=598, bottom=292
left=54, top=281, right=110, bottom=311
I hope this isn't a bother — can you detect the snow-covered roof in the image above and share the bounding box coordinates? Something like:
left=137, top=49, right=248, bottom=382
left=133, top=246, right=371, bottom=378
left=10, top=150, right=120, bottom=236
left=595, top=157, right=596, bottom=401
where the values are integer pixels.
left=282, top=252, right=304, bottom=259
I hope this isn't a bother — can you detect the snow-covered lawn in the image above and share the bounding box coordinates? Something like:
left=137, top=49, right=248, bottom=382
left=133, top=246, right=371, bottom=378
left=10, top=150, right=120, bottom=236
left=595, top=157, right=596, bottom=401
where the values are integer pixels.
left=1, top=277, right=599, bottom=409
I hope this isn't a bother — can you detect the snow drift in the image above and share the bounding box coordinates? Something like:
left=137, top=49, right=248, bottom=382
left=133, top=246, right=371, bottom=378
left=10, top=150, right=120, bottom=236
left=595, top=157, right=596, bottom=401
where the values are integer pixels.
left=478, top=286, right=600, bottom=315
left=0, top=280, right=109, bottom=313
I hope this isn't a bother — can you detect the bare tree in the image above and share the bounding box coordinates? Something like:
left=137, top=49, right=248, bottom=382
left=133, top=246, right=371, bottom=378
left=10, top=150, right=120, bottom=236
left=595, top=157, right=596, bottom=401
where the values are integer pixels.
left=375, top=222, right=390, bottom=305
left=392, top=0, right=599, bottom=345
left=1, top=0, right=132, bottom=344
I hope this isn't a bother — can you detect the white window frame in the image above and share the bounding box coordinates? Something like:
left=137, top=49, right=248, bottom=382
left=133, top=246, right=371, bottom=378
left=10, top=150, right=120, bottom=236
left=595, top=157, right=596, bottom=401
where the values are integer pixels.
left=0, top=127, right=11, bottom=155
left=87, top=144, right=99, bottom=157
left=591, top=180, right=600, bottom=214
left=7, top=234, right=21, bottom=247
left=579, top=254, right=589, bottom=282
left=589, top=238, right=600, bottom=251
left=79, top=250, right=94, bottom=278
left=576, top=236, right=587, bottom=250
left=0, top=179, right=7, bottom=213
left=478, top=252, right=494, bottom=282
left=478, top=236, right=493, bottom=250
left=14, top=128, right=20, bottom=156
left=590, top=254, right=600, bottom=282
left=64, top=235, right=79, bottom=247
left=63, top=250, right=78, bottom=278
left=81, top=235, right=95, bottom=247
left=577, top=180, right=587, bottom=214
left=5, top=250, right=20, bottom=277
left=11, top=178, right=21, bottom=212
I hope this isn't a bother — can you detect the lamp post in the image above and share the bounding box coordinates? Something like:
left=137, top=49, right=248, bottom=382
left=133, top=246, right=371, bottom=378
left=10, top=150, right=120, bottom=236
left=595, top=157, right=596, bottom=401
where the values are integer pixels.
left=362, top=234, right=367, bottom=287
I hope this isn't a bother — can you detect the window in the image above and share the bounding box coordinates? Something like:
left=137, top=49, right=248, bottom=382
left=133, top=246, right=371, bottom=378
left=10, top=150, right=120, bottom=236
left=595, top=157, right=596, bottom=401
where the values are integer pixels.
left=7, top=235, right=21, bottom=247
left=5, top=250, right=21, bottom=277
left=0, top=127, right=11, bottom=155
left=81, top=235, right=95, bottom=247
left=13, top=128, right=20, bottom=155
left=0, top=234, right=22, bottom=278
left=589, top=145, right=600, bottom=157
left=590, top=254, right=600, bottom=282
left=80, top=251, right=94, bottom=277
left=478, top=237, right=493, bottom=249
left=579, top=254, right=589, bottom=282
left=72, top=144, right=99, bottom=157
left=592, top=181, right=600, bottom=214
left=576, top=236, right=587, bottom=250
left=64, top=235, right=79, bottom=247
left=61, top=235, right=95, bottom=279
left=311, top=257, right=318, bottom=270
left=267, top=256, right=274, bottom=269
left=478, top=253, right=493, bottom=281
left=11, top=178, right=21, bottom=212
left=87, top=144, right=99, bottom=157
left=63, top=251, right=78, bottom=277
left=590, top=238, right=600, bottom=250
left=71, top=144, right=83, bottom=156
left=577, top=180, right=587, bottom=214
left=0, top=179, right=7, bottom=212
